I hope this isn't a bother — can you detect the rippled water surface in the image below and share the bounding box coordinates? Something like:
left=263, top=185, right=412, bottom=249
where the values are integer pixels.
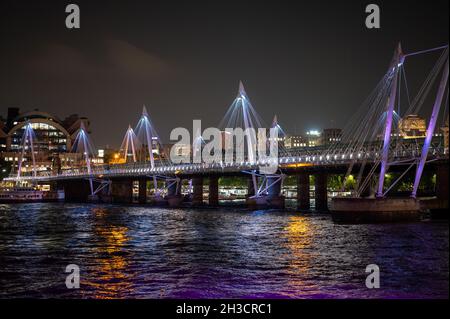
left=0, top=203, right=448, bottom=299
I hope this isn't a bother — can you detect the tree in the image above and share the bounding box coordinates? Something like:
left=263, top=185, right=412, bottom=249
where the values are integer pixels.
left=0, top=159, right=12, bottom=180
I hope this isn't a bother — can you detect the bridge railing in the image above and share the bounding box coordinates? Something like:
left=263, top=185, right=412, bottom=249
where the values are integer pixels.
left=4, top=144, right=447, bottom=182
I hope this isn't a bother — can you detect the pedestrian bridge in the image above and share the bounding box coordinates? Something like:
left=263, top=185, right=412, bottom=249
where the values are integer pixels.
left=6, top=143, right=446, bottom=182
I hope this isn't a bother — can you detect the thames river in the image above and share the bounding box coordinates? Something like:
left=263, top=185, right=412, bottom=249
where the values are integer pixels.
left=0, top=203, right=448, bottom=299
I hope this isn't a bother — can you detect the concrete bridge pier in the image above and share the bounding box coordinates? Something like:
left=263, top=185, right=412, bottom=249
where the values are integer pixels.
left=427, top=163, right=450, bottom=219
left=436, top=163, right=449, bottom=202
left=358, top=173, right=374, bottom=198
left=48, top=181, right=58, bottom=192
left=166, top=179, right=183, bottom=207
left=247, top=176, right=257, bottom=198
left=138, top=178, right=147, bottom=204
left=166, top=180, right=179, bottom=196
left=59, top=179, right=92, bottom=202
left=359, top=178, right=371, bottom=198
left=264, top=175, right=285, bottom=209
left=111, top=179, right=133, bottom=204
left=192, top=177, right=204, bottom=206
left=209, top=176, right=219, bottom=206
left=297, top=173, right=310, bottom=210
left=99, top=183, right=112, bottom=203
left=315, top=172, right=328, bottom=212
left=247, top=175, right=285, bottom=209
left=267, top=176, right=282, bottom=197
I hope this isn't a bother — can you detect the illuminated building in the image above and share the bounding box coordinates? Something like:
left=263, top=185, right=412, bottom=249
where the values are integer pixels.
left=267, top=134, right=285, bottom=150
left=284, top=135, right=306, bottom=148
left=398, top=114, right=427, bottom=138
left=321, top=128, right=342, bottom=145
left=442, top=118, right=449, bottom=154
left=0, top=107, right=92, bottom=174
left=91, top=149, right=105, bottom=165
left=306, top=130, right=322, bottom=147
left=285, top=129, right=339, bottom=149
left=102, top=147, right=122, bottom=165
left=0, top=126, right=6, bottom=152
left=269, top=115, right=286, bottom=149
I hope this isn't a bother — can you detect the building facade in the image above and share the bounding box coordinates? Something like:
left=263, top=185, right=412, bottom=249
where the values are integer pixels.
left=398, top=114, right=427, bottom=138
left=284, top=135, right=306, bottom=148
left=0, top=107, right=92, bottom=176
left=321, top=128, right=342, bottom=145
left=305, top=130, right=322, bottom=147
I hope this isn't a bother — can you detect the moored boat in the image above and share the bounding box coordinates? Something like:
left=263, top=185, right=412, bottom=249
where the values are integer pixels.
left=0, top=187, right=65, bottom=203
left=0, top=187, right=45, bottom=203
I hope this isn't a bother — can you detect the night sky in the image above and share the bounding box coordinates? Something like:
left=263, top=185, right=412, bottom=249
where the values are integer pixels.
left=0, top=0, right=448, bottom=147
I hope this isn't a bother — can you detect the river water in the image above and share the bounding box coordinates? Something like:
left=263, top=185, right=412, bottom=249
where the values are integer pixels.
left=0, top=203, right=448, bottom=299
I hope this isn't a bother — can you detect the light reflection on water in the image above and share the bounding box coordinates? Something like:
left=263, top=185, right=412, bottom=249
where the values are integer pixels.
left=86, top=207, right=132, bottom=299
left=283, top=216, right=315, bottom=294
left=0, top=203, right=448, bottom=299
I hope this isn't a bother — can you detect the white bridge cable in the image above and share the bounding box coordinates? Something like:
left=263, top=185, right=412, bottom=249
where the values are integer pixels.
left=119, top=125, right=139, bottom=163
left=405, top=47, right=448, bottom=116
left=70, top=123, right=97, bottom=193
left=70, top=123, right=97, bottom=169
left=218, top=81, right=268, bottom=164
left=323, top=62, right=396, bottom=184
left=8, top=46, right=449, bottom=184
left=134, top=105, right=170, bottom=167
left=16, top=122, right=37, bottom=180
left=325, top=66, right=395, bottom=157
left=324, top=45, right=449, bottom=196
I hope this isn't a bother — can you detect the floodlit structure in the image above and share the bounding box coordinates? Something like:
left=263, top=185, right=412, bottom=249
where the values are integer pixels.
left=120, top=125, right=139, bottom=163
left=219, top=81, right=285, bottom=208
left=0, top=108, right=92, bottom=176
left=3, top=45, right=448, bottom=217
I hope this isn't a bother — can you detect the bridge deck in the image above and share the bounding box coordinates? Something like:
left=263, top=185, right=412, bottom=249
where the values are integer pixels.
left=5, top=146, right=447, bottom=182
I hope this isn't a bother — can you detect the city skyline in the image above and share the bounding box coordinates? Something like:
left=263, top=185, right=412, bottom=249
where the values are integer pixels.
left=1, top=0, right=448, bottom=147
left=0, top=1, right=448, bottom=304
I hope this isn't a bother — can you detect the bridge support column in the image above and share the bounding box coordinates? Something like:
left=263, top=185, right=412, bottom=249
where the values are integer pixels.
left=359, top=175, right=371, bottom=198
left=267, top=176, right=282, bottom=198
left=246, top=175, right=285, bottom=209
left=59, top=179, right=91, bottom=202
left=192, top=177, right=204, bottom=206
left=97, top=180, right=112, bottom=203
left=49, top=181, right=58, bottom=192
left=427, top=163, right=450, bottom=219
left=247, top=176, right=257, bottom=197
left=436, top=163, right=449, bottom=201
left=297, top=173, right=310, bottom=210
left=111, top=179, right=133, bottom=204
left=315, top=173, right=328, bottom=212
left=138, top=178, right=147, bottom=204
left=209, top=176, right=219, bottom=206
left=166, top=180, right=178, bottom=196
left=166, top=179, right=183, bottom=207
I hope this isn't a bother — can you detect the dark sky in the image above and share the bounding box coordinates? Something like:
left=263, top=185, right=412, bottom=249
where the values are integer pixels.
left=0, top=0, right=448, bottom=147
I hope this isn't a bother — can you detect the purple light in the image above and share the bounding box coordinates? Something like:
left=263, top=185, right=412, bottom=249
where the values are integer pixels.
left=412, top=59, right=449, bottom=197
